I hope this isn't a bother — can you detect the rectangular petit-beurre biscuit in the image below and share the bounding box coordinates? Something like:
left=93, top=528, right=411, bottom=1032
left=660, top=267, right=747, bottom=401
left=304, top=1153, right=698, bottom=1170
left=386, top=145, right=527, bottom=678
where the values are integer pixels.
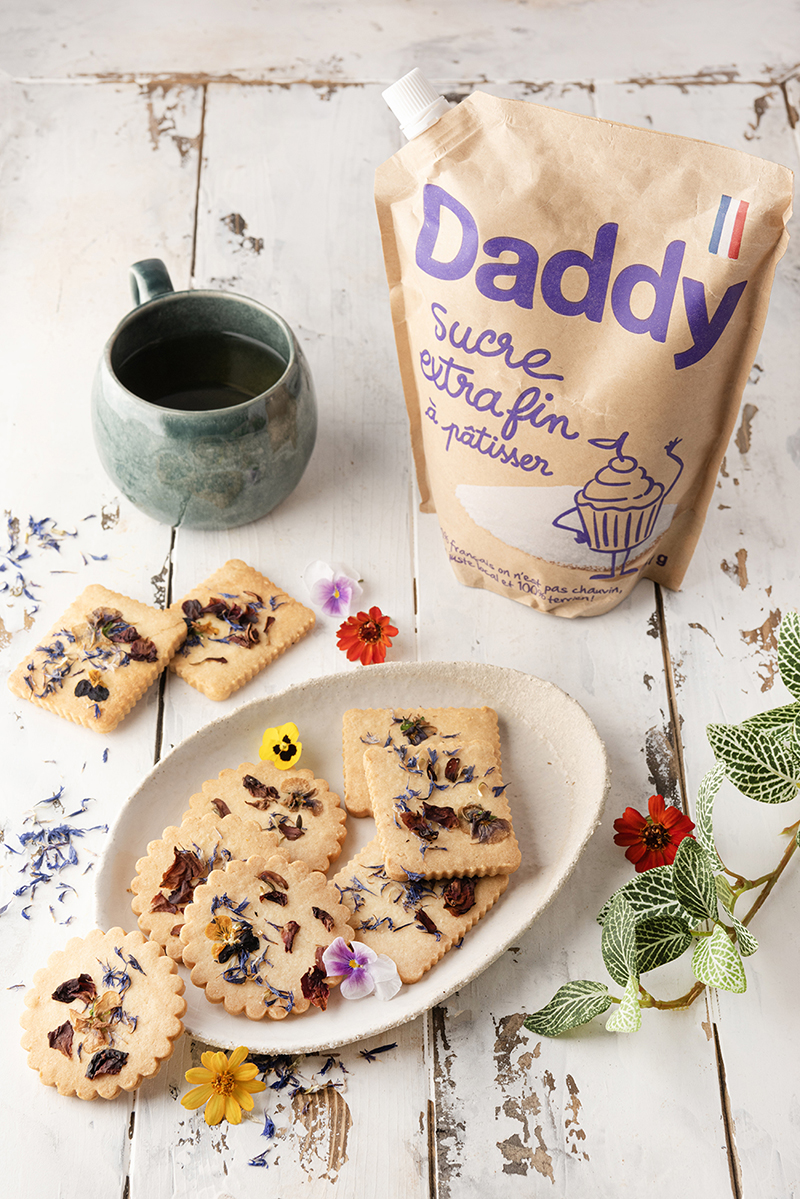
left=333, top=838, right=508, bottom=983
left=8, top=584, right=186, bottom=733
left=365, top=736, right=521, bottom=882
left=342, top=706, right=501, bottom=816
left=168, top=559, right=314, bottom=701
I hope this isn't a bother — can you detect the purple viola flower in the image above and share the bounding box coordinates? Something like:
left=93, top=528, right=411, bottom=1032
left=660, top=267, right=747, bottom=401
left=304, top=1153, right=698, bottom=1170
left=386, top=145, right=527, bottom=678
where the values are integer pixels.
left=322, top=937, right=401, bottom=1001
left=303, top=561, right=363, bottom=618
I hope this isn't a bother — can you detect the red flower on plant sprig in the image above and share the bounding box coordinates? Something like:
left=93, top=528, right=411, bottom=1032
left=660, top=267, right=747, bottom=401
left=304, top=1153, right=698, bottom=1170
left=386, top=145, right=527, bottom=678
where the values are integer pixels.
left=336, top=606, right=398, bottom=666
left=613, top=793, right=695, bottom=873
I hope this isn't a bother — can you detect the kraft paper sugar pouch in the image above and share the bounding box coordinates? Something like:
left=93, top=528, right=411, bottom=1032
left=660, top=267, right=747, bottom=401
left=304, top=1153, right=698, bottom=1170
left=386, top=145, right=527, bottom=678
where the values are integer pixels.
left=375, top=72, right=793, bottom=617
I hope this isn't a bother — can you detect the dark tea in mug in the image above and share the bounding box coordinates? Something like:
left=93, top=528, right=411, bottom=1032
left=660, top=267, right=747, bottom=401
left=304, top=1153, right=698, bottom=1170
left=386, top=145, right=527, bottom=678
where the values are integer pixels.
left=92, top=259, right=317, bottom=528
left=116, top=329, right=287, bottom=411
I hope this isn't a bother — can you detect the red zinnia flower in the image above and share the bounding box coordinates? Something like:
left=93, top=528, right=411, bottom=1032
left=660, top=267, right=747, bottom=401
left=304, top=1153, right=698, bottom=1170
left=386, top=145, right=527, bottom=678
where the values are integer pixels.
left=336, top=606, right=398, bottom=666
left=612, top=794, right=695, bottom=873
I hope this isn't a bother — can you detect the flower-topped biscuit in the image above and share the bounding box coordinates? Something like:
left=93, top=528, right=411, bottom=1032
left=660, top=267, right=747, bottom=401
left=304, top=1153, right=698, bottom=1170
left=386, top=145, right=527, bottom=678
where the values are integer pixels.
left=185, top=759, right=347, bottom=873
left=20, top=928, right=186, bottom=1099
left=130, top=812, right=282, bottom=962
left=342, top=706, right=501, bottom=817
left=333, top=839, right=508, bottom=983
left=8, top=585, right=186, bottom=732
left=365, top=737, right=521, bottom=882
left=179, top=854, right=353, bottom=1020
left=168, top=560, right=315, bottom=701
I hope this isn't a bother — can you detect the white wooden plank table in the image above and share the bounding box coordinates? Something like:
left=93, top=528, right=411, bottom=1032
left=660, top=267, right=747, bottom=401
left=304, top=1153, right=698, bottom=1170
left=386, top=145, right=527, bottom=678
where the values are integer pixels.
left=1, top=3, right=799, bottom=1196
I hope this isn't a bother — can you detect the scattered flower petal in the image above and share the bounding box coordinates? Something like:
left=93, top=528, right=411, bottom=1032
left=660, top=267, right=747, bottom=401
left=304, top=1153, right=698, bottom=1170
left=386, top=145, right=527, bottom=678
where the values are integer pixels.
left=2, top=788, right=107, bottom=921
left=613, top=793, right=695, bottom=872
left=0, top=513, right=102, bottom=624
left=322, top=936, right=401, bottom=1001
left=259, top=722, right=302, bottom=770
left=181, top=1046, right=266, bottom=1126
left=336, top=606, right=398, bottom=666
left=359, top=1042, right=398, bottom=1062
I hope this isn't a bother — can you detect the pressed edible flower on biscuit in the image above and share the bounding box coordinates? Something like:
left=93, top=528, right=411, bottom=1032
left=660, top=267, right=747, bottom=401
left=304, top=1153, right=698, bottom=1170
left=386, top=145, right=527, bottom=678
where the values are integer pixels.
left=612, top=793, right=695, bottom=872
left=181, top=1046, right=266, bottom=1125
left=259, top=721, right=302, bottom=769
left=336, top=606, right=398, bottom=666
left=68, top=989, right=122, bottom=1052
left=204, top=911, right=260, bottom=965
left=205, top=911, right=238, bottom=959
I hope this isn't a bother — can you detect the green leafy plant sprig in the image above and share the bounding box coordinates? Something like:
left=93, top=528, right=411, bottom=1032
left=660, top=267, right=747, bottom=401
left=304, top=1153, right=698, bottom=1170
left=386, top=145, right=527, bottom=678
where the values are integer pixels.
left=524, top=610, right=800, bottom=1037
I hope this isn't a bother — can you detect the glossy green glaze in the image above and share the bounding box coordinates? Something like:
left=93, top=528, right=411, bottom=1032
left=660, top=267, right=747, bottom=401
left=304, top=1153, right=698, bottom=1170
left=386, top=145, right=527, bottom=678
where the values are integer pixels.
left=91, top=260, right=317, bottom=529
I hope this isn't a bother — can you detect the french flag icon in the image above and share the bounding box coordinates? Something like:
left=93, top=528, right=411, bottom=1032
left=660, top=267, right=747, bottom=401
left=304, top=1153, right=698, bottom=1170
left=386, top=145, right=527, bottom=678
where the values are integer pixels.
left=709, top=195, right=750, bottom=259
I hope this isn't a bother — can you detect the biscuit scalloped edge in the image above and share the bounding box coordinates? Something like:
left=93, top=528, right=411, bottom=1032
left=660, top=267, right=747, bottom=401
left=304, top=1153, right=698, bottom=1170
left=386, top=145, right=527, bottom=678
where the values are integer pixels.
left=19, top=927, right=186, bottom=1100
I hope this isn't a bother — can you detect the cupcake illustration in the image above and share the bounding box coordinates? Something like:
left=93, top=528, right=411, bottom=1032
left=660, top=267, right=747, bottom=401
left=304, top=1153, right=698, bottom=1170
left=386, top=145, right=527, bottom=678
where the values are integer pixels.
left=553, top=433, right=684, bottom=579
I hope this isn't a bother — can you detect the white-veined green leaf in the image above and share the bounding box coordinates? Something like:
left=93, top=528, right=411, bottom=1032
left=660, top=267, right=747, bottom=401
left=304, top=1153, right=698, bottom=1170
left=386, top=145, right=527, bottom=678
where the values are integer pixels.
left=597, top=865, right=692, bottom=926
left=691, top=925, right=747, bottom=992
left=739, top=701, right=800, bottom=733
left=778, top=611, right=800, bottom=700
left=673, top=838, right=718, bottom=921
left=730, top=913, right=759, bottom=957
left=706, top=721, right=800, bottom=803
left=715, top=874, right=736, bottom=911
left=601, top=894, right=639, bottom=987
left=695, top=763, right=725, bottom=871
left=634, top=914, right=693, bottom=973
left=523, top=980, right=612, bottom=1036
left=605, top=975, right=642, bottom=1033
left=792, top=713, right=800, bottom=763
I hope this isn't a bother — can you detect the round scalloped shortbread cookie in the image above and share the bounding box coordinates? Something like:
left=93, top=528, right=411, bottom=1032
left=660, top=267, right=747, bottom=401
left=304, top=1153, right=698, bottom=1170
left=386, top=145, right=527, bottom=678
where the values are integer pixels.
left=184, top=760, right=347, bottom=873
left=20, top=928, right=186, bottom=1100
left=180, top=854, right=352, bottom=1021
left=130, top=812, right=283, bottom=963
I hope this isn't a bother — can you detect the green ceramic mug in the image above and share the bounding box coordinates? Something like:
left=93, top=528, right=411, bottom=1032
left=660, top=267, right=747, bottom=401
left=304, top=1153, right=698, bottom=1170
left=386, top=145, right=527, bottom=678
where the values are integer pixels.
left=91, top=259, right=317, bottom=529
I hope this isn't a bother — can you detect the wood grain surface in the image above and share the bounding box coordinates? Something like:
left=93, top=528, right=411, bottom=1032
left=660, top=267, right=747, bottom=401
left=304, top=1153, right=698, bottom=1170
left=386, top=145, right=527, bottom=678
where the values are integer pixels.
left=1, top=3, right=798, bottom=1196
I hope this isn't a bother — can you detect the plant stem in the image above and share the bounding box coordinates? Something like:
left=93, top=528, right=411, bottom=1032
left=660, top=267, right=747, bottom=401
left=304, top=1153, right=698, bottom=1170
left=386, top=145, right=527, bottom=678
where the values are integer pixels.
left=639, top=981, right=706, bottom=1011
left=638, top=833, right=796, bottom=1012
left=741, top=831, right=798, bottom=928
left=734, top=872, right=777, bottom=893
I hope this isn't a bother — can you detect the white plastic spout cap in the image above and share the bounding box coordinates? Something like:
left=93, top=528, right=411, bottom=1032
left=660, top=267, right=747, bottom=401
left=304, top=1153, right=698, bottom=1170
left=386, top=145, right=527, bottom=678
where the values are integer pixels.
left=382, top=69, right=451, bottom=140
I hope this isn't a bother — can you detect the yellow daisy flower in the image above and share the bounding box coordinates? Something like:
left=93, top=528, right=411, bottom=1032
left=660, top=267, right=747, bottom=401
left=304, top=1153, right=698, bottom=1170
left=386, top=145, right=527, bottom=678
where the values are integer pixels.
left=181, top=1046, right=266, bottom=1126
left=259, top=721, right=302, bottom=770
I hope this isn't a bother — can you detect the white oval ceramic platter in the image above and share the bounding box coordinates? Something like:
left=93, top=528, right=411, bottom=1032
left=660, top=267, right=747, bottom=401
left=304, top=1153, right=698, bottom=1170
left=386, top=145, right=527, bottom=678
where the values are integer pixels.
left=95, top=661, right=609, bottom=1053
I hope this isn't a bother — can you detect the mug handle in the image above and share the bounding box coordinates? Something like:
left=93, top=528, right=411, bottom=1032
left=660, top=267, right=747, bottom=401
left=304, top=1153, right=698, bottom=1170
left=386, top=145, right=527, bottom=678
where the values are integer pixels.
left=129, top=258, right=175, bottom=306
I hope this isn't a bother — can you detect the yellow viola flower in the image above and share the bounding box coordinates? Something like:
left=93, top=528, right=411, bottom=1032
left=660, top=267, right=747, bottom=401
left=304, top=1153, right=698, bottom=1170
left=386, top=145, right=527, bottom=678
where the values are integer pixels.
left=205, top=911, right=234, bottom=943
left=259, top=721, right=302, bottom=770
left=181, top=1046, right=266, bottom=1126
left=204, top=911, right=246, bottom=962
